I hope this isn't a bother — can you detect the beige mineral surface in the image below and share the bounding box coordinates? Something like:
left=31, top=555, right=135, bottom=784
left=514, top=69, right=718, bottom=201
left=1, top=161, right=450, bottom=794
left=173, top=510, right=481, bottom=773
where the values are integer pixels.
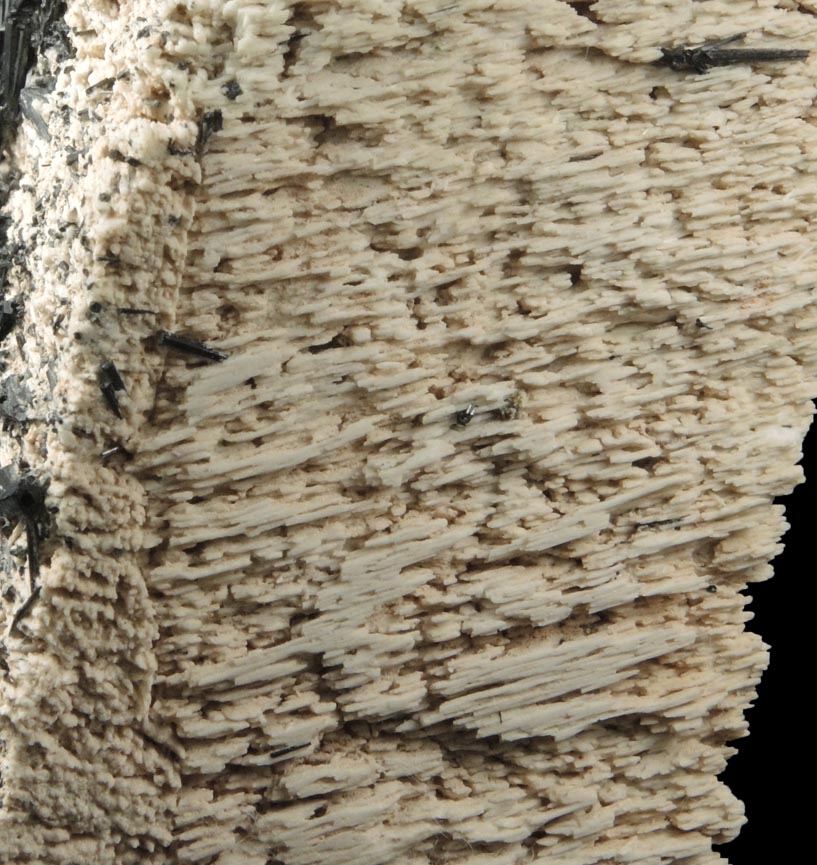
left=1, top=0, right=815, bottom=863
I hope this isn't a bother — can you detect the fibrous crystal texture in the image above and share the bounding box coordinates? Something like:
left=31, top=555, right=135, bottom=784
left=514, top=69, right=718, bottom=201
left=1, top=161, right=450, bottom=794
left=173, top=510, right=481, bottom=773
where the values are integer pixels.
left=1, top=1, right=816, bottom=864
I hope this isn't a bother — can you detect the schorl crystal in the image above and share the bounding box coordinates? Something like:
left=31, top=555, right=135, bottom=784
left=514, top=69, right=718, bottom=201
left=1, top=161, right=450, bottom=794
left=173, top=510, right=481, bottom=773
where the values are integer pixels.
left=0, top=1, right=67, bottom=152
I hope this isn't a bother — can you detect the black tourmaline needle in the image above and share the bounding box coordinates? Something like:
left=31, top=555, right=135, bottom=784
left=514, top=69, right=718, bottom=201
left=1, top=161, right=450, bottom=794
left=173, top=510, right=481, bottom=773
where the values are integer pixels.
left=98, top=360, right=127, bottom=418
left=658, top=33, right=809, bottom=74
left=0, top=466, right=49, bottom=583
left=10, top=584, right=41, bottom=635
left=157, top=330, right=228, bottom=362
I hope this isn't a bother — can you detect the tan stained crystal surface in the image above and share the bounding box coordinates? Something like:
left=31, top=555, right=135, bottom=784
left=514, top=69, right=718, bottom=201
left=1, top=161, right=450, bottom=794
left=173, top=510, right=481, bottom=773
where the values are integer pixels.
left=1, top=1, right=815, bottom=863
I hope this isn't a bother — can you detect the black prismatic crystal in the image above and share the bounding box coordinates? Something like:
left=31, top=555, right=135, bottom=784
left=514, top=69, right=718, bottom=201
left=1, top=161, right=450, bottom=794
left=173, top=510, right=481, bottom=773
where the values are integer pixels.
left=198, top=109, right=223, bottom=148
left=220, top=79, right=242, bottom=100
left=9, top=582, right=39, bottom=634
left=0, top=296, right=18, bottom=339
left=658, top=32, right=809, bottom=74
left=157, top=329, right=228, bottom=363
left=1, top=1, right=67, bottom=150
left=0, top=463, right=49, bottom=580
left=98, top=359, right=126, bottom=418
left=454, top=403, right=476, bottom=428
left=117, top=306, right=158, bottom=315
left=269, top=743, right=310, bottom=760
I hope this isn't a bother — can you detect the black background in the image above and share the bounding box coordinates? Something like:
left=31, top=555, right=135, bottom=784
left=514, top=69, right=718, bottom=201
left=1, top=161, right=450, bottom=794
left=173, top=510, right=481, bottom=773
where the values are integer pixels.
left=715, top=412, right=813, bottom=862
